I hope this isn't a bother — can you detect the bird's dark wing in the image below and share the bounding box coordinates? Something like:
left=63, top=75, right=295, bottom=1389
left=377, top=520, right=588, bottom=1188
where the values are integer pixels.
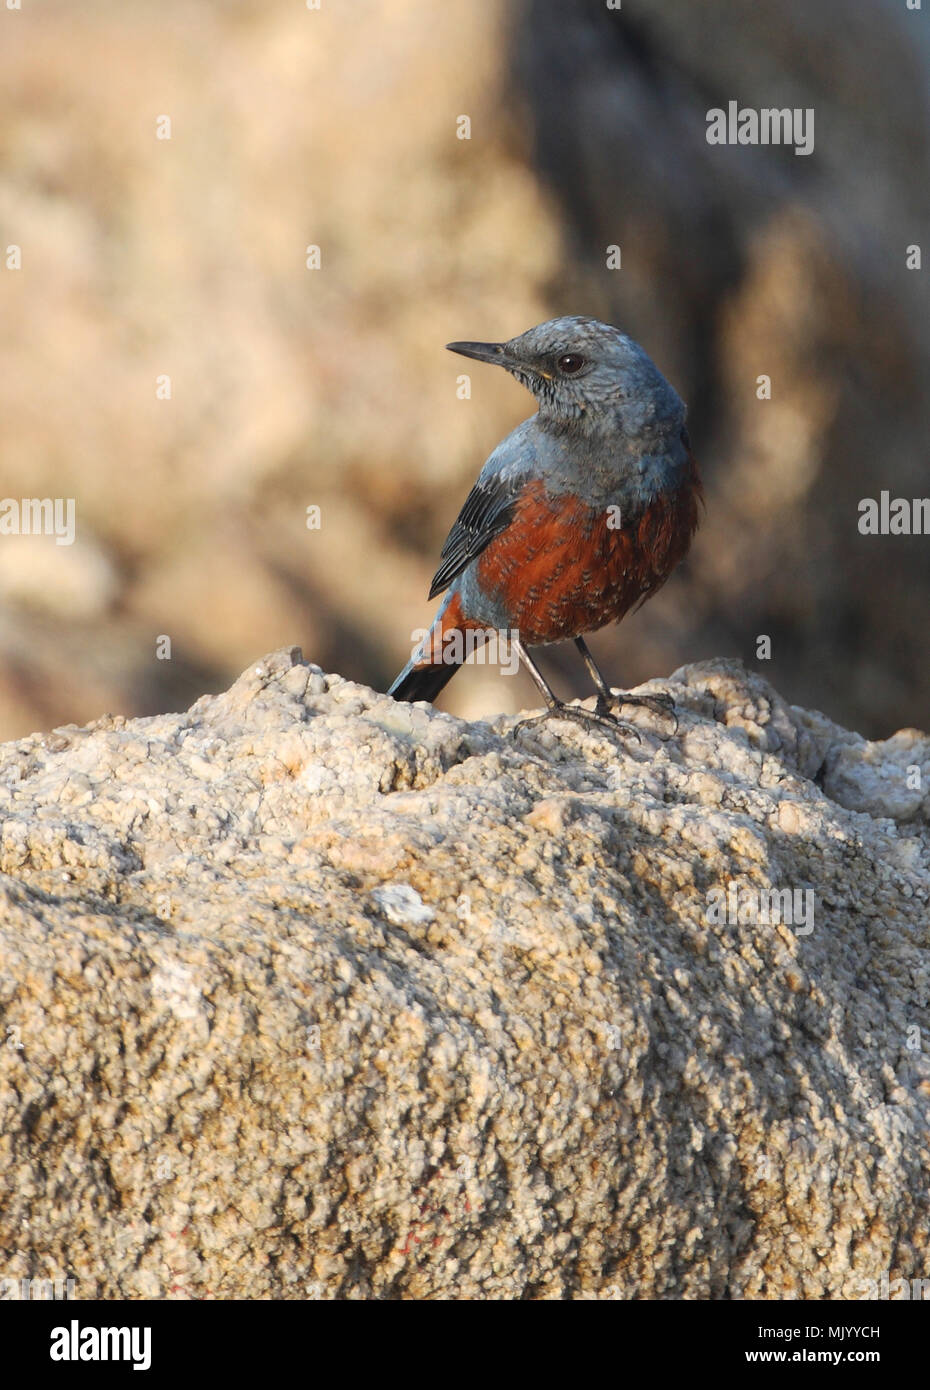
left=427, top=470, right=526, bottom=599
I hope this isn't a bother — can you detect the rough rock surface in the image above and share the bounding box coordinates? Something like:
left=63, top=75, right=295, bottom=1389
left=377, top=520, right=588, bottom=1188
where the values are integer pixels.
left=0, top=648, right=928, bottom=1300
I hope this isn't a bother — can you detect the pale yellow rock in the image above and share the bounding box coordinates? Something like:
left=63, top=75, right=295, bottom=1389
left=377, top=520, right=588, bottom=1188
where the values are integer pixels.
left=0, top=650, right=927, bottom=1300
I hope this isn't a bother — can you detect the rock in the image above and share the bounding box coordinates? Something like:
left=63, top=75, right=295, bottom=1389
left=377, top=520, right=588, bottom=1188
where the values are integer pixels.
left=0, top=649, right=928, bottom=1300
left=0, top=532, right=118, bottom=620
left=820, top=729, right=930, bottom=823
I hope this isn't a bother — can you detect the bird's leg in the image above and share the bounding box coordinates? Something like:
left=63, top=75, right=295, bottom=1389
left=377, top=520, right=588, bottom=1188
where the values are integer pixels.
left=511, top=638, right=639, bottom=740
left=572, top=636, right=615, bottom=712
left=573, top=637, right=678, bottom=734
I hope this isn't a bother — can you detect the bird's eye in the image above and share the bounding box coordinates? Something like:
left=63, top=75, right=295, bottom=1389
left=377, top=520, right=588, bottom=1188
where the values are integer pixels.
left=557, top=354, right=586, bottom=375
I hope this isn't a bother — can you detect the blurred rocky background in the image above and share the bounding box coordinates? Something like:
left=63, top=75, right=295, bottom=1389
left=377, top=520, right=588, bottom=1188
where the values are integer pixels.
left=0, top=0, right=927, bottom=741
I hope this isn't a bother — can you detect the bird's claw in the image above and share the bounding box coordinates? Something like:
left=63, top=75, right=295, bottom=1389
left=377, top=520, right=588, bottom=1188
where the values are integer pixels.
left=600, top=689, right=679, bottom=736
left=512, top=702, right=641, bottom=743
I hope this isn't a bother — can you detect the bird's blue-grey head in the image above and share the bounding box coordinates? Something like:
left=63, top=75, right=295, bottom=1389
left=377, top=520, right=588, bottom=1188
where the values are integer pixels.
left=447, top=316, right=686, bottom=441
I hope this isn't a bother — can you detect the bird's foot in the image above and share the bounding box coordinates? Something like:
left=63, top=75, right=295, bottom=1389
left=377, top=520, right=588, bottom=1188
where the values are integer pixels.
left=598, top=689, right=678, bottom=736
left=512, top=701, right=641, bottom=742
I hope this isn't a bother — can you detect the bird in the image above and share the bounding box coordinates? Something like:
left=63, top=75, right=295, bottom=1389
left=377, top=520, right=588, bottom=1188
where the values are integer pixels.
left=387, top=315, right=702, bottom=733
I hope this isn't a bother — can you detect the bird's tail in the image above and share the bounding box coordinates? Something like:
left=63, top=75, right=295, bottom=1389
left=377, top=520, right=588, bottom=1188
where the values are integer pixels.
left=388, top=658, right=460, bottom=704
left=387, top=589, right=480, bottom=705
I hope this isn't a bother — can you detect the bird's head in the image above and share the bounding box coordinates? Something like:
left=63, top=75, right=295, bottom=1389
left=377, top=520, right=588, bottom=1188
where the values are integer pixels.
left=447, top=315, right=685, bottom=438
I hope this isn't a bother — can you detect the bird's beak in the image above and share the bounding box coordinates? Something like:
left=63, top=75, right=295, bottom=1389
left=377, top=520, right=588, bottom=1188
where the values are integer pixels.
left=446, top=340, right=552, bottom=380
left=446, top=340, right=510, bottom=366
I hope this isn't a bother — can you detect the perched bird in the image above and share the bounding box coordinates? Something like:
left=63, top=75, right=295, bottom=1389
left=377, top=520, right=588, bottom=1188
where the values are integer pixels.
left=388, top=316, right=702, bottom=732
